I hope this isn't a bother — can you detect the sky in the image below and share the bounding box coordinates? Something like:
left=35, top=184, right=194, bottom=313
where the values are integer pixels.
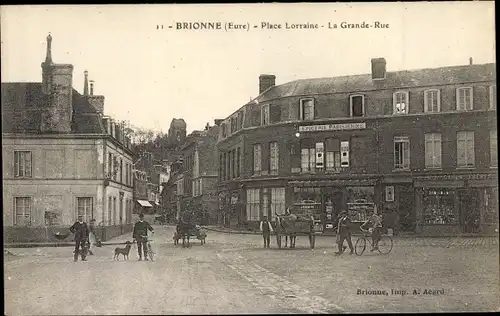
left=1, top=3, right=496, bottom=134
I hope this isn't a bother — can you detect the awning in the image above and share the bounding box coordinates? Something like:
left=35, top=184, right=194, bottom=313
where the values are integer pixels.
left=136, top=200, right=153, bottom=207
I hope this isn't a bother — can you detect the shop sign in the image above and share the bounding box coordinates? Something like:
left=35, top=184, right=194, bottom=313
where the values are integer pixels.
left=299, top=122, right=366, bottom=132
left=385, top=186, right=395, bottom=202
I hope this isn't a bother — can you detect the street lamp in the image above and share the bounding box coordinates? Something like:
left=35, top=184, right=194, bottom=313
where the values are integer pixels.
left=295, top=132, right=300, bottom=138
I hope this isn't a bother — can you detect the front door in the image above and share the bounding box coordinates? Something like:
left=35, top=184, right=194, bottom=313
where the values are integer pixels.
left=459, top=189, right=480, bottom=233
left=399, top=191, right=415, bottom=232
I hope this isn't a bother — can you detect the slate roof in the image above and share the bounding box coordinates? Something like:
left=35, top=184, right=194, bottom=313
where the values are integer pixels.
left=253, top=63, right=496, bottom=103
left=2, top=82, right=105, bottom=134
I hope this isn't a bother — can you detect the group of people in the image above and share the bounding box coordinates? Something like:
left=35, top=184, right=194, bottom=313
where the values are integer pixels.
left=258, top=207, right=383, bottom=253
left=69, top=213, right=154, bottom=262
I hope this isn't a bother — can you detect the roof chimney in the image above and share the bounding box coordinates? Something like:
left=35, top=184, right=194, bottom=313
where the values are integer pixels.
left=259, top=74, right=276, bottom=94
left=469, top=57, right=473, bottom=65
left=83, top=70, right=89, bottom=96
left=90, top=80, right=94, bottom=95
left=371, top=58, right=387, bottom=80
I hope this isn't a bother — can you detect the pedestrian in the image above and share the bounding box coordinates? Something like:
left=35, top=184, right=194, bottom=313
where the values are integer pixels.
left=69, top=215, right=90, bottom=262
left=361, top=207, right=383, bottom=251
left=259, top=216, right=274, bottom=248
left=132, top=213, right=154, bottom=261
left=335, top=210, right=354, bottom=255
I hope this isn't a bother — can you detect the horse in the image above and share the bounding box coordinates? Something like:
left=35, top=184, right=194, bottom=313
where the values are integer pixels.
left=176, top=221, right=195, bottom=248
left=275, top=212, right=297, bottom=249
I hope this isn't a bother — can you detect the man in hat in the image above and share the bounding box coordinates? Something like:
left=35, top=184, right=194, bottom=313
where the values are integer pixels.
left=361, top=207, right=383, bottom=251
left=69, top=215, right=90, bottom=262
left=133, top=214, right=154, bottom=261
left=335, top=210, right=354, bottom=255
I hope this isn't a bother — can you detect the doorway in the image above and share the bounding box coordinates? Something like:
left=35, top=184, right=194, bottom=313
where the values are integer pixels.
left=399, top=191, right=415, bottom=232
left=459, top=189, right=480, bottom=233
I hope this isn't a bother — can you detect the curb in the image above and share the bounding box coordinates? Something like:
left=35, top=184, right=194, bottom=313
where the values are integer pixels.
left=4, top=241, right=132, bottom=249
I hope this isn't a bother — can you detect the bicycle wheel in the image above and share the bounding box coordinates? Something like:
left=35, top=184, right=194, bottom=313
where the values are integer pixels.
left=377, top=235, right=393, bottom=254
left=355, top=238, right=366, bottom=256
left=148, top=245, right=155, bottom=261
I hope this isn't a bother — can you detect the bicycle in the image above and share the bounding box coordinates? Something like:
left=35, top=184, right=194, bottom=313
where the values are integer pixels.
left=355, top=228, right=393, bottom=255
left=137, top=234, right=155, bottom=262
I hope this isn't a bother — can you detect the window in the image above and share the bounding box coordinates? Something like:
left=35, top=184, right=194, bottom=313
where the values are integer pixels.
left=269, top=142, right=279, bottom=174
left=424, top=133, right=442, bottom=169
left=456, top=87, right=473, bottom=110
left=325, top=138, right=341, bottom=172
left=199, top=178, right=203, bottom=195
left=108, top=153, right=112, bottom=178
left=238, top=111, right=244, bottom=129
left=271, top=188, right=285, bottom=221
left=14, top=151, right=32, bottom=177
left=300, top=99, right=314, bottom=120
left=350, top=95, right=364, bottom=117
left=77, top=197, right=93, bottom=223
left=394, top=136, right=410, bottom=170
left=120, top=159, right=123, bottom=183
left=14, top=197, right=32, bottom=226
left=113, top=197, right=117, bottom=225
left=393, top=91, right=409, bottom=114
left=262, top=105, right=270, bottom=125
left=424, top=89, right=440, bottom=113
left=246, top=189, right=260, bottom=221
left=236, top=148, right=241, bottom=177
left=222, top=123, right=227, bottom=138
left=484, top=188, right=499, bottom=224
left=490, top=85, right=496, bottom=109
left=491, top=130, right=497, bottom=167
left=108, top=196, right=112, bottom=225
left=230, top=117, right=237, bottom=133
left=457, top=131, right=475, bottom=168
left=301, top=148, right=316, bottom=172
left=423, top=189, right=457, bottom=225
left=262, top=191, right=269, bottom=220
left=253, top=144, right=262, bottom=174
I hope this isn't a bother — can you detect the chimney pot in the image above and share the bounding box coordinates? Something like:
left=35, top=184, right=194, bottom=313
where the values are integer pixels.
left=259, top=74, right=276, bottom=94
left=371, top=58, right=387, bottom=80
left=469, top=57, right=473, bottom=65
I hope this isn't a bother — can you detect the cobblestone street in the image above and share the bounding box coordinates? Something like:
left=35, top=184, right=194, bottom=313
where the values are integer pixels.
left=4, top=226, right=500, bottom=314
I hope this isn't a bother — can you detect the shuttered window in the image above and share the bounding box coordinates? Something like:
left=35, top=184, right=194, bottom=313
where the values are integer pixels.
left=425, top=133, right=442, bottom=169
left=457, top=131, right=475, bottom=167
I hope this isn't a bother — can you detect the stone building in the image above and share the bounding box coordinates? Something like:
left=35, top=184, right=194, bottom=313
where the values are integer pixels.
left=217, top=58, right=497, bottom=236
left=2, top=34, right=134, bottom=242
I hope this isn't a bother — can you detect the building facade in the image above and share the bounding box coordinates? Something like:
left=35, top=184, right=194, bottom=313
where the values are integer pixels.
left=2, top=34, right=134, bottom=242
left=217, top=59, right=498, bottom=235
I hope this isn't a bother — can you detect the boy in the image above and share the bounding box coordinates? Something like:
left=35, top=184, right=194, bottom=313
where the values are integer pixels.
left=259, top=216, right=274, bottom=248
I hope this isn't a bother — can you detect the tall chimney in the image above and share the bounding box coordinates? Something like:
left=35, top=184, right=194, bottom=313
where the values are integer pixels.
left=90, top=80, right=94, bottom=95
left=371, top=58, right=387, bottom=80
left=86, top=80, right=104, bottom=115
left=469, top=57, right=473, bottom=65
left=83, top=70, right=89, bottom=96
left=259, top=74, right=276, bottom=94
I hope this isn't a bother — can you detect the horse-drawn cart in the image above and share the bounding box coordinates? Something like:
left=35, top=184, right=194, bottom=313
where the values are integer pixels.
left=275, top=215, right=316, bottom=249
left=174, top=224, right=207, bottom=247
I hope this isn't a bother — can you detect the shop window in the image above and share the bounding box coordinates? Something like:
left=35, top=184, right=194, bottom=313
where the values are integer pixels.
left=14, top=197, right=32, bottom=226
left=425, top=133, right=442, bottom=169
left=253, top=144, right=262, bottom=174
left=457, top=131, right=475, bottom=168
left=14, top=151, right=32, bottom=178
left=491, top=130, right=497, bottom=167
left=456, top=87, right=473, bottom=111
left=77, top=197, right=93, bottom=224
left=423, top=189, right=457, bottom=225
left=393, top=91, right=409, bottom=115
left=271, top=187, right=285, bottom=221
left=394, top=136, right=410, bottom=170
left=246, top=189, right=260, bottom=221
left=262, top=191, right=269, bottom=219
left=424, top=89, right=440, bottom=113
left=346, top=187, right=375, bottom=222
left=269, top=142, right=279, bottom=175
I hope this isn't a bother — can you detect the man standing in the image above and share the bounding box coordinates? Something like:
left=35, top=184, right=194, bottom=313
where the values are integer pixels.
left=133, top=214, right=154, bottom=261
left=361, top=208, right=383, bottom=251
left=259, top=216, right=274, bottom=248
left=69, top=215, right=90, bottom=262
left=335, top=210, right=354, bottom=255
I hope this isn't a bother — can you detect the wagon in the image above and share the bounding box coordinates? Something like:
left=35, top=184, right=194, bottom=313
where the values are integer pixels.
left=173, top=224, right=207, bottom=246
left=274, top=215, right=316, bottom=249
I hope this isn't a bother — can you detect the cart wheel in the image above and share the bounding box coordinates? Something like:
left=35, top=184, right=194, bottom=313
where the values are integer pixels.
left=276, top=234, right=282, bottom=249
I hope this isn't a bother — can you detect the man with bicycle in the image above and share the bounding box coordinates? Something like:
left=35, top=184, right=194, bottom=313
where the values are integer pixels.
left=132, top=213, right=154, bottom=261
left=361, top=206, right=383, bottom=252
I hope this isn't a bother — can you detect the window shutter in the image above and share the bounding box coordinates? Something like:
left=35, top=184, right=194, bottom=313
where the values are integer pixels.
left=425, top=135, right=432, bottom=167
left=457, top=134, right=466, bottom=166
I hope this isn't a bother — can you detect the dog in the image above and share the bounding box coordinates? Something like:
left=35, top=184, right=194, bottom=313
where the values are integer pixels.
left=173, top=232, right=181, bottom=245
left=113, top=241, right=132, bottom=261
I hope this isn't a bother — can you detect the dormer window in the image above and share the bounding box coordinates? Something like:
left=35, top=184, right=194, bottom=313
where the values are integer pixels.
left=393, top=91, right=409, bottom=115
left=456, top=87, right=473, bottom=111
left=349, top=95, right=364, bottom=117
left=261, top=104, right=270, bottom=125
left=424, top=89, right=440, bottom=113
left=300, top=98, right=315, bottom=120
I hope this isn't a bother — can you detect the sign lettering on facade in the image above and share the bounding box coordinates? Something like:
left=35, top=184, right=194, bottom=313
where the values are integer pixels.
left=298, top=122, right=366, bottom=132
